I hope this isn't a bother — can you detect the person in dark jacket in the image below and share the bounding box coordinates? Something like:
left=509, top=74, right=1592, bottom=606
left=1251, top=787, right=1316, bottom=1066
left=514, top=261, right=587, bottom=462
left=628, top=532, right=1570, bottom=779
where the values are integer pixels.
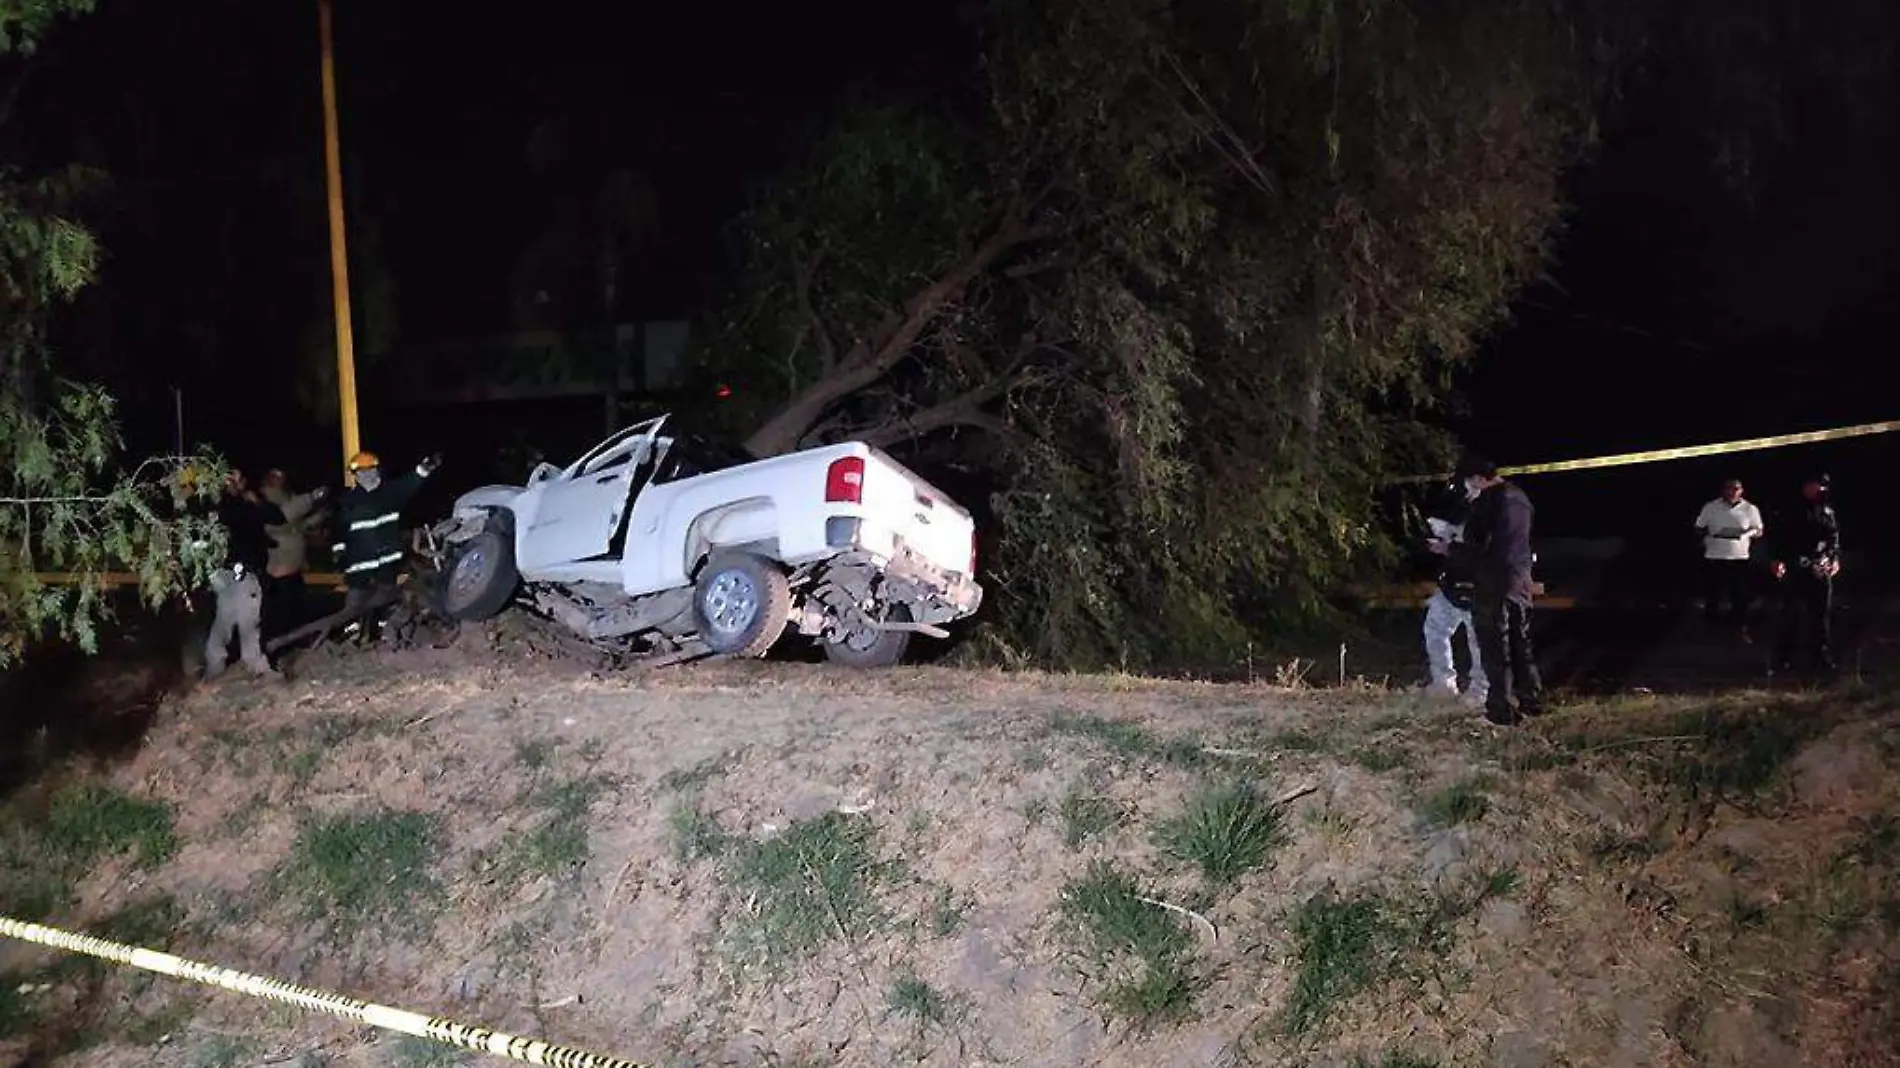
left=331, top=449, right=440, bottom=630
left=1770, top=474, right=1842, bottom=673
left=206, top=467, right=287, bottom=679
left=1438, top=451, right=1544, bottom=725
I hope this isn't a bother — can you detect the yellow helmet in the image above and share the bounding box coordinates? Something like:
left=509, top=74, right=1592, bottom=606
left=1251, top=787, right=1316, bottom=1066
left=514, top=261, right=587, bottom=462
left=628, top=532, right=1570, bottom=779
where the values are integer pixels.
left=347, top=450, right=381, bottom=473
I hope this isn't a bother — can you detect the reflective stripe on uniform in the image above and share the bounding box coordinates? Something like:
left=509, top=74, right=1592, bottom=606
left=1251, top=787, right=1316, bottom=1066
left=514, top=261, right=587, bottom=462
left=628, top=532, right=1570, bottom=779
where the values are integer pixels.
left=348, top=512, right=402, bottom=532
left=344, top=551, right=406, bottom=574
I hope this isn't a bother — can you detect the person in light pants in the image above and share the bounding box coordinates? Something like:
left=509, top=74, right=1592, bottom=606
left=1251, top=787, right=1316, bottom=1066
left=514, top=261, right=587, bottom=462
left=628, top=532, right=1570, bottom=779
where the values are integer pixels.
left=205, top=468, right=287, bottom=679
left=1423, top=512, right=1486, bottom=705
left=205, top=564, right=270, bottom=678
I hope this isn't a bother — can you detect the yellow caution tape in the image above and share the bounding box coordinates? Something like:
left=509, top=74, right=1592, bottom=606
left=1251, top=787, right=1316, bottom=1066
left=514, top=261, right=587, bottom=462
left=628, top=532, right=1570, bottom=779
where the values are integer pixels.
left=0, top=916, right=650, bottom=1068
left=1402, top=417, right=1900, bottom=483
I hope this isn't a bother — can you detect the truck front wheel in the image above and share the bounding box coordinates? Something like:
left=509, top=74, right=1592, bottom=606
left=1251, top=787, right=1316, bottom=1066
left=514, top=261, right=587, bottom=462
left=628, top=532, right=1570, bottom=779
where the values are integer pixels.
left=437, top=527, right=519, bottom=622
left=693, top=552, right=792, bottom=658
left=824, top=604, right=913, bottom=669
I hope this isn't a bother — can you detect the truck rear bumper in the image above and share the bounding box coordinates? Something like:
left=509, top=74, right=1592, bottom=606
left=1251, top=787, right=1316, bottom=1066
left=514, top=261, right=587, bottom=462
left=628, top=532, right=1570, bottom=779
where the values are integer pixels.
left=824, top=544, right=982, bottom=626
left=887, top=547, right=982, bottom=624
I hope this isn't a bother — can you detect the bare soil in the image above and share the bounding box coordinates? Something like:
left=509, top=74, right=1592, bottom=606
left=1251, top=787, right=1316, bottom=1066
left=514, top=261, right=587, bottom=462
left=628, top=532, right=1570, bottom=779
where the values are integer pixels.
left=2, top=635, right=1897, bottom=1068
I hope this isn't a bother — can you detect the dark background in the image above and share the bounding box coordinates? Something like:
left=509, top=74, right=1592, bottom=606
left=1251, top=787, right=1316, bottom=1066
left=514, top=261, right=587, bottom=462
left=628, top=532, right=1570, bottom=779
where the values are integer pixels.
left=10, top=0, right=1898, bottom=590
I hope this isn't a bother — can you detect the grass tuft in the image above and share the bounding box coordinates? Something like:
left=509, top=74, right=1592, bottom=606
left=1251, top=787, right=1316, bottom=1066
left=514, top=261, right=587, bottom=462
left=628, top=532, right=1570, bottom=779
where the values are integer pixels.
left=1281, top=894, right=1399, bottom=1037
left=1154, top=782, right=1288, bottom=886
left=1421, top=779, right=1490, bottom=827
left=40, top=783, right=178, bottom=868
left=669, top=802, right=732, bottom=862
left=496, top=777, right=607, bottom=883
left=1, top=784, right=177, bottom=920
left=191, top=1035, right=255, bottom=1068
left=727, top=812, right=889, bottom=968
left=927, top=884, right=973, bottom=938
left=1058, top=862, right=1203, bottom=1025
left=658, top=750, right=744, bottom=793
left=1049, top=713, right=1210, bottom=770
left=1059, top=787, right=1126, bottom=848
left=279, top=810, right=439, bottom=934
left=389, top=1035, right=472, bottom=1066
left=887, top=975, right=949, bottom=1026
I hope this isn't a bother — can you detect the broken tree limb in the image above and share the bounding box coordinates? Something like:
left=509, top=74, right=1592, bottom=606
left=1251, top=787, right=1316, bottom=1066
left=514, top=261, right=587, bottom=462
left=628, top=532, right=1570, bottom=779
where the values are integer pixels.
left=263, top=585, right=399, bottom=654
left=742, top=219, right=1051, bottom=457
left=856, top=375, right=1030, bottom=449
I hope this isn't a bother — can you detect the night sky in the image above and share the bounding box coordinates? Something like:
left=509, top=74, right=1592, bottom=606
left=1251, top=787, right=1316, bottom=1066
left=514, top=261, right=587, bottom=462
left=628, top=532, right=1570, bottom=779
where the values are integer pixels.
left=11, top=0, right=1899, bottom=544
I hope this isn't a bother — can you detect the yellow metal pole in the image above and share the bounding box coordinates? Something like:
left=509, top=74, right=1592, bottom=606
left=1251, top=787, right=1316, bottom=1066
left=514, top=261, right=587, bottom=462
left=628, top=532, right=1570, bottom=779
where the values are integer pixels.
left=319, top=0, right=361, bottom=485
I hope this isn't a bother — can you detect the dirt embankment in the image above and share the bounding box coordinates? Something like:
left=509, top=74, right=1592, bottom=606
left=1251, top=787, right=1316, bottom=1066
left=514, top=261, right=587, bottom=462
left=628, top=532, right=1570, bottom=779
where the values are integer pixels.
left=2, top=645, right=1898, bottom=1068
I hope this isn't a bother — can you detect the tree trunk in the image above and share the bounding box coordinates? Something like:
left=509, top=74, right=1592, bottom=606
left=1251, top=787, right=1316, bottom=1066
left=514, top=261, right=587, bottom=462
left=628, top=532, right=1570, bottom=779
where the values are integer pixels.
left=743, top=221, right=1042, bottom=457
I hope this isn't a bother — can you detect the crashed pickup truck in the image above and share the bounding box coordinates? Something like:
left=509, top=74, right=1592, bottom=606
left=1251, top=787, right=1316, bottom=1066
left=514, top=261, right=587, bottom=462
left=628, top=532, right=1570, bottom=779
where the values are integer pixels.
left=421, top=415, right=984, bottom=667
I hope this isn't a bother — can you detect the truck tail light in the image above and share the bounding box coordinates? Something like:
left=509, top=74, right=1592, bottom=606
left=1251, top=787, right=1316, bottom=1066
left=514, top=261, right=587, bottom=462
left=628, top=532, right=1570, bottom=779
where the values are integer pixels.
left=825, top=457, right=865, bottom=503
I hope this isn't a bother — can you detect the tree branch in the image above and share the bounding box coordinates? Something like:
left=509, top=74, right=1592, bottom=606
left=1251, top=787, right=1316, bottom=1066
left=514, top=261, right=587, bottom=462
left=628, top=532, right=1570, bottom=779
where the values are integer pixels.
left=743, top=217, right=1051, bottom=457
left=790, top=249, right=839, bottom=372
left=855, top=364, right=1035, bottom=450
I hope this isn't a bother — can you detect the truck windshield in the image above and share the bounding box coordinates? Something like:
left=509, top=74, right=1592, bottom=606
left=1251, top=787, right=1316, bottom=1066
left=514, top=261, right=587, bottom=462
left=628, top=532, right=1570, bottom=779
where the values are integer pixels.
left=652, top=436, right=756, bottom=483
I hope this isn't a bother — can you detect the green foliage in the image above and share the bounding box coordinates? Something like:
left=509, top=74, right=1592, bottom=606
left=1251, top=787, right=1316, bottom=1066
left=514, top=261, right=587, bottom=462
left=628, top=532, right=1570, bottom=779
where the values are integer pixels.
left=0, top=0, right=95, bottom=57
left=3, top=8, right=228, bottom=666
left=0, top=383, right=228, bottom=664
left=706, top=0, right=1599, bottom=670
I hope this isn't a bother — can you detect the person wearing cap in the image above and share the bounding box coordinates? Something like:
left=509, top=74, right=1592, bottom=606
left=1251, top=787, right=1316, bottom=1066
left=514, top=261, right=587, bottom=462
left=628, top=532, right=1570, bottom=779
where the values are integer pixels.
left=259, top=469, right=330, bottom=640
left=1693, top=478, right=1765, bottom=635
left=205, top=467, right=288, bottom=680
left=333, top=450, right=441, bottom=627
left=1435, top=451, right=1544, bottom=726
left=1769, top=475, right=1841, bottom=673
left=1421, top=483, right=1488, bottom=707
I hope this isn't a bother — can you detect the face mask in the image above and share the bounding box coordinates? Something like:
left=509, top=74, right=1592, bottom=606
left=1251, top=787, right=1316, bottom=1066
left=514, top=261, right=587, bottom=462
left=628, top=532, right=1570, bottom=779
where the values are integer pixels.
left=356, top=469, right=383, bottom=492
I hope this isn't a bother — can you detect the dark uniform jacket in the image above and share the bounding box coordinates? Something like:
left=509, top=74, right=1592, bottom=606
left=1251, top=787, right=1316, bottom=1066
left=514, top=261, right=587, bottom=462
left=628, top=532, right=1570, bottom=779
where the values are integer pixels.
left=1454, top=480, right=1536, bottom=604
left=1775, top=499, right=1841, bottom=572
left=217, top=495, right=288, bottom=575
left=332, top=467, right=428, bottom=590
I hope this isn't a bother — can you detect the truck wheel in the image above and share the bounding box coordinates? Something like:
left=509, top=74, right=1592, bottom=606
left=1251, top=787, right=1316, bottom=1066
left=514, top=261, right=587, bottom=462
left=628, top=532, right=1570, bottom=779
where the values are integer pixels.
left=824, top=604, right=913, bottom=669
left=438, top=528, right=519, bottom=622
left=693, top=551, right=791, bottom=658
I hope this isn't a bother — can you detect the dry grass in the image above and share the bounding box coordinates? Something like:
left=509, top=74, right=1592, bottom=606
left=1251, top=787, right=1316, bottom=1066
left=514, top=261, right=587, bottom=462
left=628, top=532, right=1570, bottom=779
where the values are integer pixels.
left=2, top=652, right=1896, bottom=1068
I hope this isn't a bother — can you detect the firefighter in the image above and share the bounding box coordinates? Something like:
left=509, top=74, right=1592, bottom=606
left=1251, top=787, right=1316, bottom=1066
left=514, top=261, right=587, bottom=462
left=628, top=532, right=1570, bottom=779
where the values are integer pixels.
left=332, top=450, right=441, bottom=636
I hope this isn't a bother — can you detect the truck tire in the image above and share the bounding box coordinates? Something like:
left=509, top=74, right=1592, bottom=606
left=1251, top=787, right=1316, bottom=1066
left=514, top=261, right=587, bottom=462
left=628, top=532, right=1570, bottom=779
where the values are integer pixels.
left=438, top=528, right=519, bottom=622
left=824, top=603, right=913, bottom=669
left=693, top=551, right=791, bottom=658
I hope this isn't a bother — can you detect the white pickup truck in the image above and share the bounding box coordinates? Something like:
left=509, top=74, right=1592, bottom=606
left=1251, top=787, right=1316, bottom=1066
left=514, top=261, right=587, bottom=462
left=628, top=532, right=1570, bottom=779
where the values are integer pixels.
left=421, top=415, right=984, bottom=667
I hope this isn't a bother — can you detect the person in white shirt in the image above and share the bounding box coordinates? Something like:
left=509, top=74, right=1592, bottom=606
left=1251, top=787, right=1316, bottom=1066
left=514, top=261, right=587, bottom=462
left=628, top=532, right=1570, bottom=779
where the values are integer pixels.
left=1694, top=478, right=1765, bottom=630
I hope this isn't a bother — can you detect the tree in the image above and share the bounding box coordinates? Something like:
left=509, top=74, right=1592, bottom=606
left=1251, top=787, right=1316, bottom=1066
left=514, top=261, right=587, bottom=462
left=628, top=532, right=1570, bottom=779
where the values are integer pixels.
left=2, top=0, right=224, bottom=667
left=700, top=0, right=1599, bottom=669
